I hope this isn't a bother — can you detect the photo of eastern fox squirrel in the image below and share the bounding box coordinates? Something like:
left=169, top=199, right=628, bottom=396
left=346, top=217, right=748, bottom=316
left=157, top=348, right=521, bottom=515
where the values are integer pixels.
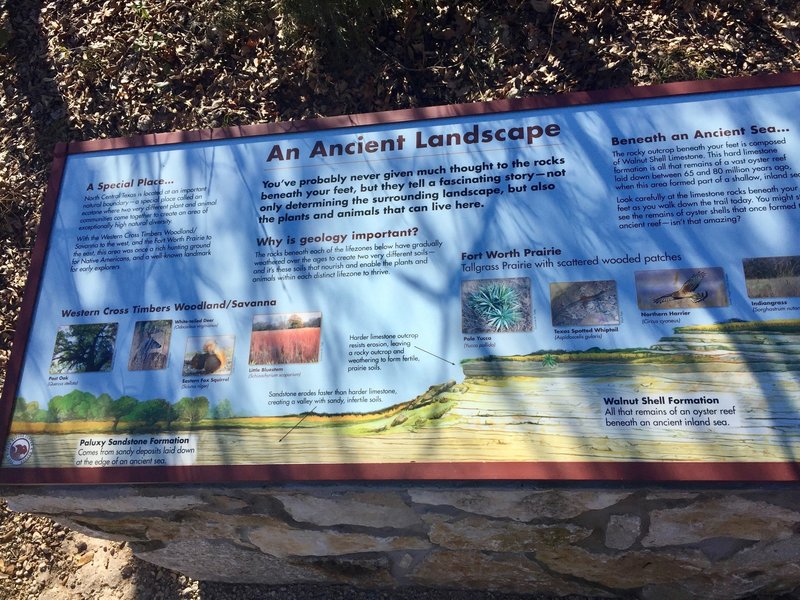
left=190, top=340, right=226, bottom=374
left=184, top=337, right=234, bottom=376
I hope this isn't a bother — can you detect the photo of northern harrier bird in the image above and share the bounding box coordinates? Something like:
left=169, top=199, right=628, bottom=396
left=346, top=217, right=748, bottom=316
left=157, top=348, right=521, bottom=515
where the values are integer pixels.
left=652, top=270, right=708, bottom=304
left=635, top=267, right=729, bottom=310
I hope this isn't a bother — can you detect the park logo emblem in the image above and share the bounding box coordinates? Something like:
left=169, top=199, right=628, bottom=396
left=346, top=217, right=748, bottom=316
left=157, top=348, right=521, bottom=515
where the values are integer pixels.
left=5, top=434, right=33, bottom=466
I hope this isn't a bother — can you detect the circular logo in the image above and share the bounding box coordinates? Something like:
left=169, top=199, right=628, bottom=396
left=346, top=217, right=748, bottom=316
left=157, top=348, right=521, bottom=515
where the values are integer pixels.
left=6, top=435, right=33, bottom=466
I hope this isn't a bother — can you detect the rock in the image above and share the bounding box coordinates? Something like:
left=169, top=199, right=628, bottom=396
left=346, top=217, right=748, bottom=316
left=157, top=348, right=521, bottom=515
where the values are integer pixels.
left=5, top=490, right=205, bottom=516
left=643, top=497, right=800, bottom=547
left=605, top=514, right=641, bottom=550
left=424, top=513, right=590, bottom=552
left=273, top=492, right=421, bottom=529
left=74, top=552, right=94, bottom=568
left=409, top=489, right=631, bottom=520
left=135, top=539, right=330, bottom=585
left=247, top=523, right=430, bottom=558
left=409, top=550, right=612, bottom=596
left=535, top=545, right=709, bottom=589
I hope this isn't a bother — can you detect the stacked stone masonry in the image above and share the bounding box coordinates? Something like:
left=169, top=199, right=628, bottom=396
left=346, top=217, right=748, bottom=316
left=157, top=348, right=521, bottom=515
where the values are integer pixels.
left=3, top=485, right=800, bottom=599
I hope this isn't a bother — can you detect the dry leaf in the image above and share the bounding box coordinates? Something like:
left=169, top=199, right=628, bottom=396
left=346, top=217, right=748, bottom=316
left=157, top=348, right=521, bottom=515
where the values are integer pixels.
left=75, top=552, right=95, bottom=568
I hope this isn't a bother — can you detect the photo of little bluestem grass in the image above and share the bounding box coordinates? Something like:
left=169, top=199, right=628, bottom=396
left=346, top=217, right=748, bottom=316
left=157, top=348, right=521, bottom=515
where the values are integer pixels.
left=461, top=277, right=533, bottom=334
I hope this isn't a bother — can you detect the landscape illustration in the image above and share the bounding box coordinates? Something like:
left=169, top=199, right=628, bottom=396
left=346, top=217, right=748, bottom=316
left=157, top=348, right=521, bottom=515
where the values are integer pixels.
left=10, top=318, right=800, bottom=469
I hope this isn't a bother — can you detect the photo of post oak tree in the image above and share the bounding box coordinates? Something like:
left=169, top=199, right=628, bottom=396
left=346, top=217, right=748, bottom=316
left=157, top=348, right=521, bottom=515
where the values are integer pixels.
left=11, top=391, right=236, bottom=433
left=249, top=312, right=322, bottom=365
left=49, top=323, right=118, bottom=374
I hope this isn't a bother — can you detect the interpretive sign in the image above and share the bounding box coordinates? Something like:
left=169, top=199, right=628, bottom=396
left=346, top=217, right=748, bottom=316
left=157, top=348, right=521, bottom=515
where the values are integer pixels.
left=3, top=73, right=800, bottom=483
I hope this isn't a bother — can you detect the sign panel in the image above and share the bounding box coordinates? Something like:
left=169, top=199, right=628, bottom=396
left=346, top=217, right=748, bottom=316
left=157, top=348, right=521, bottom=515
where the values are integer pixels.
left=3, top=74, right=800, bottom=483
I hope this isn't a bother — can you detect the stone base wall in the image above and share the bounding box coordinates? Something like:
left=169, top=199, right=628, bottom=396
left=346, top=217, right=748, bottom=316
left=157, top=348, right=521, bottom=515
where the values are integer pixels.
left=4, top=484, right=800, bottom=598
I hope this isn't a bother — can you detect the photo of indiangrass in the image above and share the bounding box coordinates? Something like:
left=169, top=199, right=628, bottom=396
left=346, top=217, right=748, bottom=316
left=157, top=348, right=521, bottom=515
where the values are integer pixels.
left=249, top=312, right=322, bottom=365
left=549, top=280, right=619, bottom=327
left=461, top=278, right=532, bottom=334
left=49, top=323, right=118, bottom=374
left=183, top=335, right=235, bottom=376
left=743, top=255, right=800, bottom=298
left=127, top=320, right=172, bottom=371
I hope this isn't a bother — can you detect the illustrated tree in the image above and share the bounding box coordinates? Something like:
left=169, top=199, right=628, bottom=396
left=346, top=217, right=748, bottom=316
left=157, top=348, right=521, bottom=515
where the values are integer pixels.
left=12, top=397, right=45, bottom=422
left=211, top=398, right=235, bottom=420
left=164, top=401, right=179, bottom=429
left=13, top=397, right=28, bottom=421
left=129, top=398, right=176, bottom=429
left=46, top=394, right=65, bottom=422
left=109, top=395, right=139, bottom=432
left=288, top=313, right=303, bottom=329
left=47, top=390, right=97, bottom=421
left=175, top=396, right=210, bottom=425
left=51, top=323, right=117, bottom=373
left=91, top=393, right=114, bottom=421
left=30, top=402, right=48, bottom=422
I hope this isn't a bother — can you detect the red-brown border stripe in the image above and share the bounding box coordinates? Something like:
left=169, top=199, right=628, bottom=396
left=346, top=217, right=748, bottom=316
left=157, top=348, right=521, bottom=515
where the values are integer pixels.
left=3, top=461, right=800, bottom=485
